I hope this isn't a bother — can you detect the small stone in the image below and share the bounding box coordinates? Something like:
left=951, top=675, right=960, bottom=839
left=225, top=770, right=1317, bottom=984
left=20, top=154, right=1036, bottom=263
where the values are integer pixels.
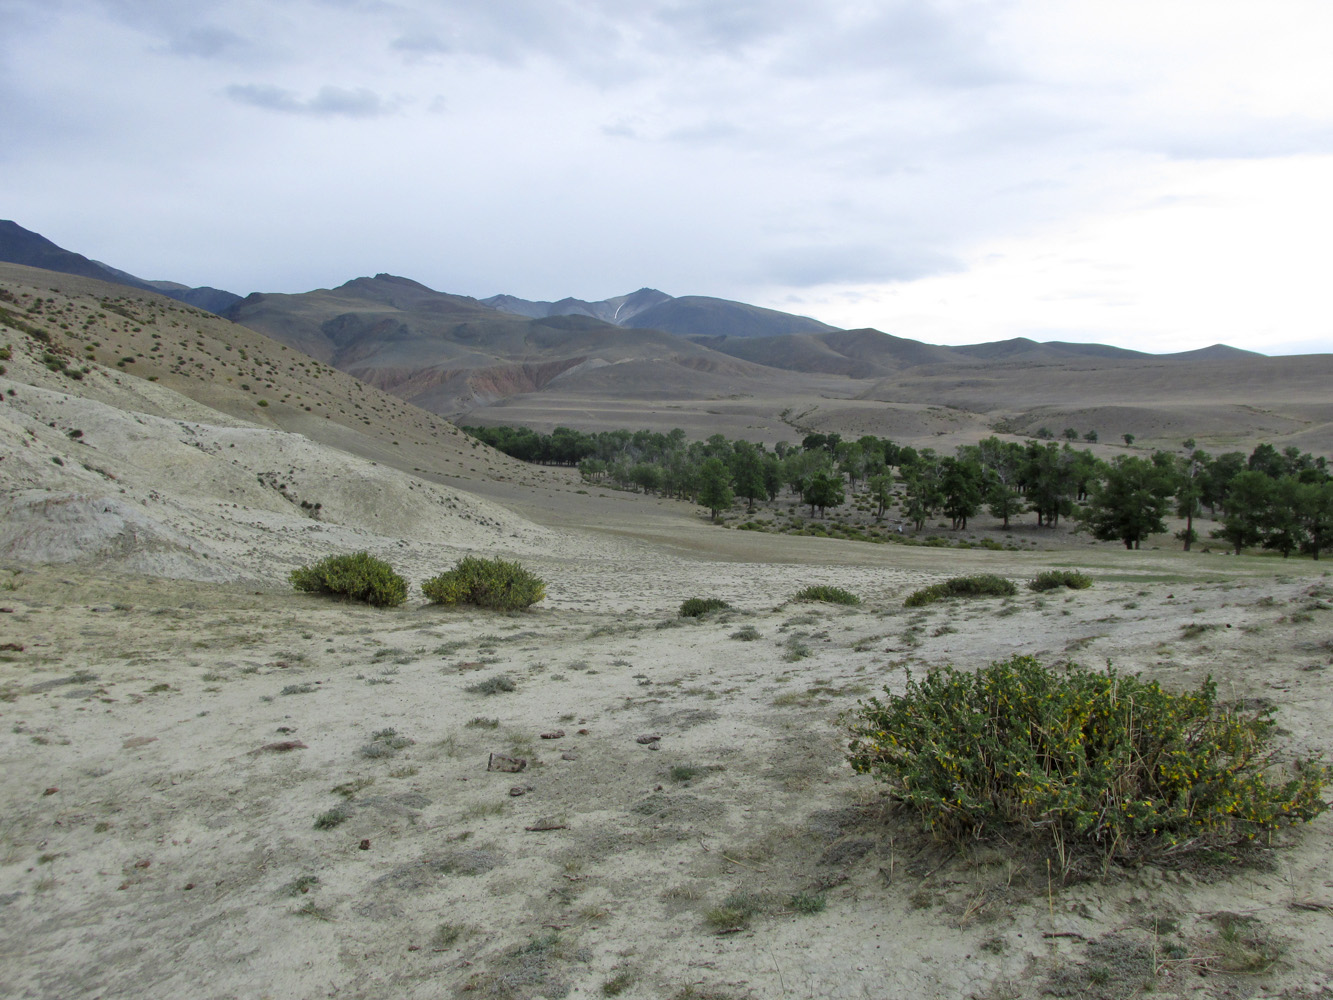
left=359, top=839, right=371, bottom=850
left=42, top=787, right=57, bottom=796
left=636, top=735, right=661, bottom=745
left=561, top=752, right=577, bottom=761
left=540, top=730, right=565, bottom=740
left=577, top=728, right=590, bottom=735
left=508, top=786, right=526, bottom=797
left=183, top=883, right=194, bottom=890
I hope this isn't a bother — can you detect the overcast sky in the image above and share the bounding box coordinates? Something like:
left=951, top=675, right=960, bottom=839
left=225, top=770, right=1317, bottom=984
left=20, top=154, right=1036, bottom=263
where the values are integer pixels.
left=4, top=1, right=1332, bottom=354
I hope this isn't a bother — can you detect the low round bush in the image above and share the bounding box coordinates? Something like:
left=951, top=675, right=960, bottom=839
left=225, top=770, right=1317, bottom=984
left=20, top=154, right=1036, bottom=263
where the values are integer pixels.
left=904, top=574, right=1016, bottom=607
left=1029, top=569, right=1093, bottom=592
left=847, top=655, right=1328, bottom=865
left=793, top=585, right=860, bottom=606
left=289, top=552, right=407, bottom=607
left=679, top=597, right=730, bottom=618
left=422, top=555, right=545, bottom=611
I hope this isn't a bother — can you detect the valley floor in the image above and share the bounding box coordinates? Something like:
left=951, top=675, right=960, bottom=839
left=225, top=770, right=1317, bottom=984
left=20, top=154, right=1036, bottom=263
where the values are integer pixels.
left=2, top=534, right=1331, bottom=1000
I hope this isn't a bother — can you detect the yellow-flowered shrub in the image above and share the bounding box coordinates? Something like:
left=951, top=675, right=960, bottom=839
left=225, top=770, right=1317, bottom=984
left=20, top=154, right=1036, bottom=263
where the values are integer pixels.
left=846, top=655, right=1327, bottom=863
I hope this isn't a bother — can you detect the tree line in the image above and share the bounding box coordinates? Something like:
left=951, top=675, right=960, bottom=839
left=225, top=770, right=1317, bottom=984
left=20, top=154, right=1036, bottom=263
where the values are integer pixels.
left=461, top=425, right=1333, bottom=559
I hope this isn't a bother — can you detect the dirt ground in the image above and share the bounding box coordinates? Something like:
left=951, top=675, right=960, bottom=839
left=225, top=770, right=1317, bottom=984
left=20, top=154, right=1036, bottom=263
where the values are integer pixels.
left=2, top=538, right=1331, bottom=1000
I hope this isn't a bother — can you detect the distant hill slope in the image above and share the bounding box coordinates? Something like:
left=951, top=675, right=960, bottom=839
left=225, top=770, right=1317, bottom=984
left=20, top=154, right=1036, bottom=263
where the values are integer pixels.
left=0, top=220, right=241, bottom=314
left=224, top=273, right=781, bottom=416
left=483, top=288, right=835, bottom=339
left=482, top=287, right=671, bottom=324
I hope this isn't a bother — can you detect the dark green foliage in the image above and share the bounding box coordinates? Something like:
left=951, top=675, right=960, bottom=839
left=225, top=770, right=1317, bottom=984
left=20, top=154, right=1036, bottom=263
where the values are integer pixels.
left=679, top=597, right=730, bottom=618
left=1083, top=455, right=1174, bottom=549
left=290, top=552, right=407, bottom=607
left=697, top=457, right=734, bottom=521
left=421, top=555, right=545, bottom=610
left=1028, top=570, right=1093, bottom=592
left=904, top=574, right=1016, bottom=607
left=793, top=585, right=861, bottom=605
left=847, top=655, right=1328, bottom=863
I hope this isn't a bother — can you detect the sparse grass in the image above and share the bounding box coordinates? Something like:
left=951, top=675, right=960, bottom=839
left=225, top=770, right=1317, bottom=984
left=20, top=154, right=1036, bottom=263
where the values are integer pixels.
left=280, top=874, right=320, bottom=896
left=669, top=765, right=702, bottom=783
left=904, top=574, right=1017, bottom=607
left=280, top=683, right=315, bottom=696
left=313, top=803, right=353, bottom=829
left=1029, top=570, right=1093, bottom=592
left=466, top=716, right=500, bottom=729
left=782, top=636, right=812, bottom=662
left=601, top=971, right=635, bottom=996
left=1180, top=622, right=1221, bottom=639
left=788, top=891, right=827, bottom=914
left=432, top=922, right=468, bottom=949
left=360, top=727, right=413, bottom=758
left=466, top=674, right=516, bottom=695
left=793, top=585, right=861, bottom=605
left=680, top=597, right=730, bottom=618
left=729, top=625, right=761, bottom=641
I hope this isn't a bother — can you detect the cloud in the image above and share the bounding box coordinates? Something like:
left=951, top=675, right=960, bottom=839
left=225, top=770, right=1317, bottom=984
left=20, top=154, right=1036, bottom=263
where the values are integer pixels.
left=225, top=83, right=395, bottom=118
left=163, top=25, right=251, bottom=59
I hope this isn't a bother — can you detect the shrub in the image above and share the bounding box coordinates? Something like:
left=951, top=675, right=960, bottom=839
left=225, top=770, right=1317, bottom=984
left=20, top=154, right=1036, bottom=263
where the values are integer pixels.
left=1029, top=570, right=1094, bottom=592
left=679, top=597, right=730, bottom=618
left=904, top=574, right=1016, bottom=607
left=793, top=585, right=861, bottom=606
left=846, top=655, right=1328, bottom=866
left=290, top=552, right=407, bottom=607
left=422, top=556, right=545, bottom=611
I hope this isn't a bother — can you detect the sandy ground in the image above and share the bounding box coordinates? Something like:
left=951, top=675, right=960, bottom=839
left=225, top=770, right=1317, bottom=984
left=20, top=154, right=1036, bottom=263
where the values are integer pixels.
left=2, top=538, right=1332, bottom=1000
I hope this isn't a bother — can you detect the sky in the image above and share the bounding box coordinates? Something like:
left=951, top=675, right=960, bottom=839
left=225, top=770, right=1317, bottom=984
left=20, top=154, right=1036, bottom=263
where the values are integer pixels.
left=3, top=0, right=1333, bottom=355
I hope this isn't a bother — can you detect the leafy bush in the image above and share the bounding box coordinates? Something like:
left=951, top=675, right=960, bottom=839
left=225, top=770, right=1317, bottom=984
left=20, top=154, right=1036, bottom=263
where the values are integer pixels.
left=679, top=597, right=730, bottom=618
left=846, top=655, right=1328, bottom=865
left=1029, top=570, right=1094, bottom=592
left=422, top=555, right=545, bottom=610
left=290, top=552, right=407, bottom=607
left=904, top=574, right=1016, bottom=607
left=793, top=585, right=861, bottom=606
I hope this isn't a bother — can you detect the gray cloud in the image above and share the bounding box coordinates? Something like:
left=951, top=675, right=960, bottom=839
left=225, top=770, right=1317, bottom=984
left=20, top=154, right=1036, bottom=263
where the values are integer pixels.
left=225, top=83, right=394, bottom=118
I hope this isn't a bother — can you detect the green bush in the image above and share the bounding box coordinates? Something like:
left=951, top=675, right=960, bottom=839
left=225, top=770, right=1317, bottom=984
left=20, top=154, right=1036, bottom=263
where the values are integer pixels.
left=847, top=655, right=1328, bottom=865
left=904, top=574, right=1016, bottom=607
left=793, top=585, right=861, bottom=606
left=290, top=552, right=407, bottom=607
left=679, top=597, right=730, bottom=618
left=1029, top=570, right=1094, bottom=592
left=422, top=556, right=545, bottom=610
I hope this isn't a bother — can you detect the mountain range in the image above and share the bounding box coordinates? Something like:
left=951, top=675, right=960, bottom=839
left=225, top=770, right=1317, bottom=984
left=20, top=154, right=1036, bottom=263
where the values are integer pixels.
left=4, top=219, right=1322, bottom=454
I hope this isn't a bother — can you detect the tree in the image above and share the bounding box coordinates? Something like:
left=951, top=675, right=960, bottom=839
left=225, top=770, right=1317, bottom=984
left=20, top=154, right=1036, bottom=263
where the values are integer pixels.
left=1083, top=456, right=1173, bottom=549
left=1062, top=427, right=1078, bottom=441
left=940, top=458, right=983, bottom=530
left=868, top=474, right=893, bottom=520
left=1262, top=477, right=1304, bottom=557
left=729, top=441, right=765, bottom=511
left=1083, top=430, right=1098, bottom=443
left=1122, top=433, right=1135, bottom=446
left=697, top=457, right=734, bottom=522
left=803, top=472, right=845, bottom=518
left=1212, top=470, right=1272, bottom=555
left=1298, top=480, right=1333, bottom=560
left=1175, top=451, right=1204, bottom=551
left=987, top=480, right=1023, bottom=529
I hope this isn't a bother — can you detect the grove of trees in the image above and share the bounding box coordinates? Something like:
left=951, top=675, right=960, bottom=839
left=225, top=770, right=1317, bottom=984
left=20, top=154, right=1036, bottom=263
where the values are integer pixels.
left=462, top=424, right=1333, bottom=558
